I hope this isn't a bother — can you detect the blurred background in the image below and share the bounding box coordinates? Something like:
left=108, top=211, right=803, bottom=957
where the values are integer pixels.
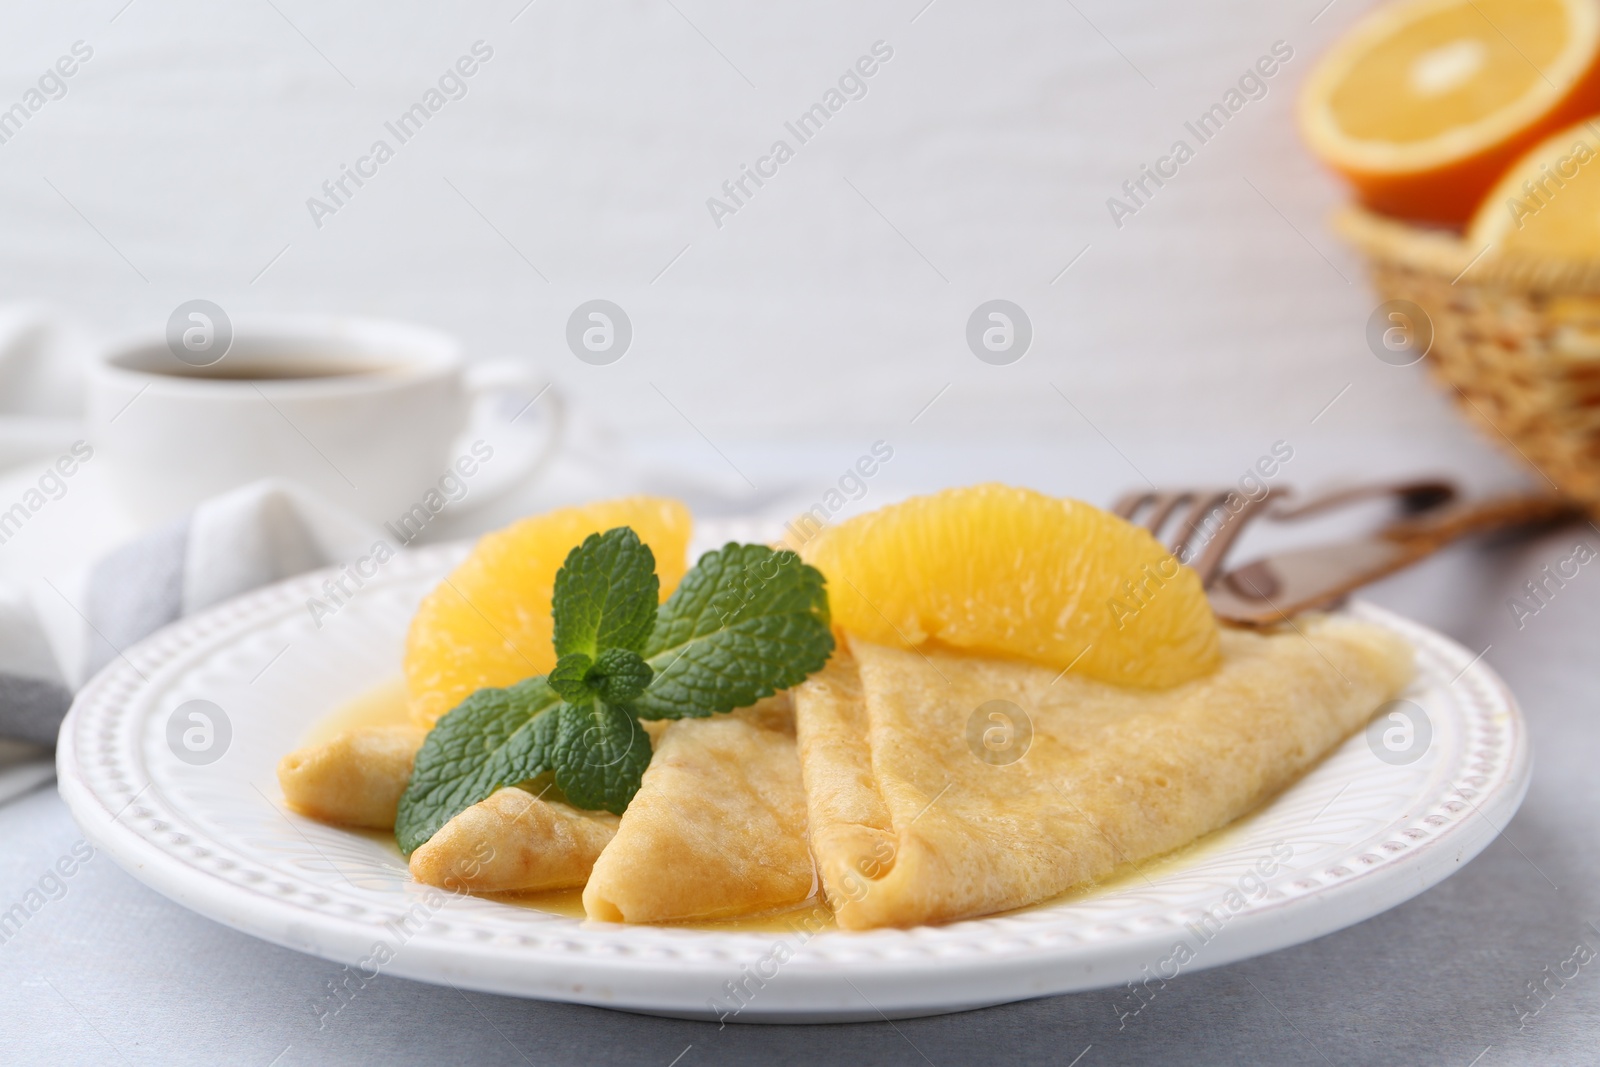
left=0, top=0, right=1524, bottom=508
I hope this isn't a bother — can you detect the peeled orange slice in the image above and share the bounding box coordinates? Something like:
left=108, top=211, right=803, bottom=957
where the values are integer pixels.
left=405, top=497, right=692, bottom=726
left=1300, top=0, right=1600, bottom=226
left=1468, top=118, right=1600, bottom=253
left=799, top=484, right=1221, bottom=689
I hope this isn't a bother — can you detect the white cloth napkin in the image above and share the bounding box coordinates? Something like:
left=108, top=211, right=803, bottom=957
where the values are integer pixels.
left=0, top=480, right=382, bottom=807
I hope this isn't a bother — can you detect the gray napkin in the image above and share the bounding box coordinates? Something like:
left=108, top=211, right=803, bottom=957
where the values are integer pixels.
left=0, top=479, right=381, bottom=749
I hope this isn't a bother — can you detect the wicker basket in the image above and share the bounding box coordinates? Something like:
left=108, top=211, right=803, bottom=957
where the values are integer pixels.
left=1338, top=206, right=1600, bottom=508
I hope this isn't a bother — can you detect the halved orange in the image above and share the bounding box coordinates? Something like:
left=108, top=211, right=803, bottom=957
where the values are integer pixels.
left=405, top=497, right=692, bottom=726
left=1300, top=0, right=1600, bottom=226
left=1468, top=117, right=1600, bottom=253
left=798, top=484, right=1221, bottom=689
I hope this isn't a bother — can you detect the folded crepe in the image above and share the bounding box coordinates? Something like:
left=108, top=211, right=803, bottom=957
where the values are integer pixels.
left=410, top=786, right=619, bottom=893
left=583, top=695, right=816, bottom=923
left=794, top=617, right=1413, bottom=930
left=278, top=725, right=429, bottom=830
left=408, top=719, right=672, bottom=893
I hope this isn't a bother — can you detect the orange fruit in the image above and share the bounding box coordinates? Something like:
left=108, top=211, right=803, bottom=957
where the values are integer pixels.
left=1468, top=117, right=1600, bottom=253
left=405, top=497, right=692, bottom=725
left=1299, top=0, right=1600, bottom=226
left=798, top=484, right=1221, bottom=689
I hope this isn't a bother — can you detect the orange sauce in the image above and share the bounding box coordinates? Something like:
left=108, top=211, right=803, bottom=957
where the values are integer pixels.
left=306, top=682, right=836, bottom=932
left=306, top=680, right=1243, bottom=934
left=493, top=889, right=838, bottom=934
left=302, top=676, right=412, bottom=745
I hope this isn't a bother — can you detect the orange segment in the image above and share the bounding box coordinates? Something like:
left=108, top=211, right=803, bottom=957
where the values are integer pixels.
left=798, top=484, right=1221, bottom=689
left=405, top=497, right=692, bottom=726
left=1468, top=118, right=1600, bottom=253
left=1300, top=0, right=1600, bottom=225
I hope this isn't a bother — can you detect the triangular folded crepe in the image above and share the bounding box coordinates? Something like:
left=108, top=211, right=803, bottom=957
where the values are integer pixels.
left=583, top=695, right=815, bottom=923
left=409, top=720, right=676, bottom=893
left=794, top=617, right=1413, bottom=930
left=409, top=786, right=620, bottom=893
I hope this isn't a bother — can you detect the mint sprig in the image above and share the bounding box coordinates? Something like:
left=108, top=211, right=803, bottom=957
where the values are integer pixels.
left=395, top=527, right=833, bottom=855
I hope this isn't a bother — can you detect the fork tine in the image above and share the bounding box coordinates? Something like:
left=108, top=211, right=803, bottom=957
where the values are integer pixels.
left=1140, top=492, right=1193, bottom=538
left=1112, top=491, right=1155, bottom=521
left=1167, top=491, right=1234, bottom=567
left=1113, top=490, right=1192, bottom=535
left=1182, top=489, right=1282, bottom=586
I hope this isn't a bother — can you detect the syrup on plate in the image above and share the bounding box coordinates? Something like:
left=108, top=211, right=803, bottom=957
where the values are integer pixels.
left=308, top=680, right=836, bottom=933
left=308, top=680, right=1239, bottom=933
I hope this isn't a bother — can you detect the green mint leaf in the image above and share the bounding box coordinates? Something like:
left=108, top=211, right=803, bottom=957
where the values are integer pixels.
left=633, top=543, right=834, bottom=721
left=547, top=652, right=594, bottom=703
left=551, top=527, right=658, bottom=659
left=395, top=677, right=562, bottom=854
left=587, top=648, right=652, bottom=702
left=550, top=699, right=653, bottom=813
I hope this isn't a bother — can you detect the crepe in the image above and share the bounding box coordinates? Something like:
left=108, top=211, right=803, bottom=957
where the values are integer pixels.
left=786, top=648, right=899, bottom=913
left=794, top=617, right=1413, bottom=930
left=278, top=725, right=428, bottom=830
left=409, top=786, right=619, bottom=893
left=408, top=719, right=672, bottom=891
left=583, top=695, right=816, bottom=923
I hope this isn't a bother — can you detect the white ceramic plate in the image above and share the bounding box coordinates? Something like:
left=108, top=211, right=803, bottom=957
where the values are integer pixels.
left=56, top=521, right=1530, bottom=1022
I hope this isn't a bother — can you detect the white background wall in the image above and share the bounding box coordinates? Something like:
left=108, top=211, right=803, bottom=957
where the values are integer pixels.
left=0, top=0, right=1527, bottom=505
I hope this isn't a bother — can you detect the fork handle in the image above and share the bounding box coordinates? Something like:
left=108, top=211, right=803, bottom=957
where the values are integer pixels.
left=1380, top=493, right=1579, bottom=550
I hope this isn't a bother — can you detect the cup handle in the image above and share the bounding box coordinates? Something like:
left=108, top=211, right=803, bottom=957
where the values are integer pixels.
left=451, top=359, right=566, bottom=514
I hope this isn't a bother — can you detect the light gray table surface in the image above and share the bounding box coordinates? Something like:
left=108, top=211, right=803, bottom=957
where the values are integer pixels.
left=4, top=472, right=1598, bottom=1066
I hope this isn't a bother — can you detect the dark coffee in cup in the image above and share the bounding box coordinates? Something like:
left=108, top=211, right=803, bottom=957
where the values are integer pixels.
left=147, top=358, right=392, bottom=381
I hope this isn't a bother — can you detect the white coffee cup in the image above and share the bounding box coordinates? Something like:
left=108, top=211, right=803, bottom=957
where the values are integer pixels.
left=87, top=315, right=563, bottom=526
